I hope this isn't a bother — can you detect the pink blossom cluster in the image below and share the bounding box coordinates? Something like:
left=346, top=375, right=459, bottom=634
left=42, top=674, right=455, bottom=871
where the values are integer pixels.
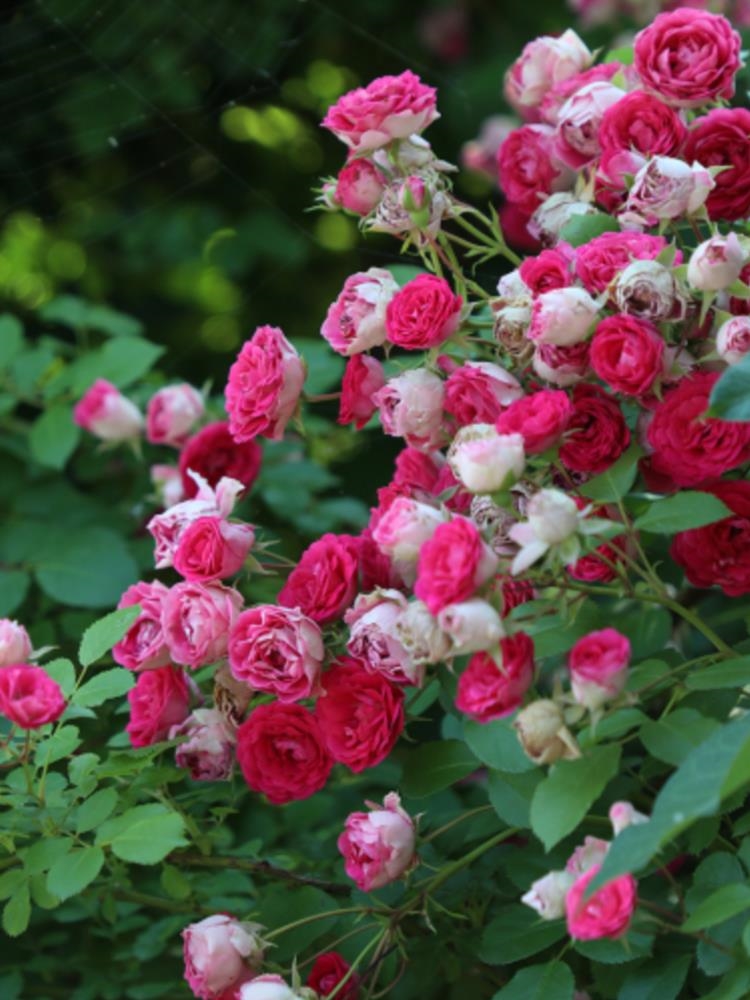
left=0, top=618, right=66, bottom=730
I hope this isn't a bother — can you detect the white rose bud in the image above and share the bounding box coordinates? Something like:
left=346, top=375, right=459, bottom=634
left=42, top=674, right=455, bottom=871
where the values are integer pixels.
left=528, top=287, right=599, bottom=347
left=716, top=315, right=750, bottom=365
left=527, top=489, right=580, bottom=545
left=687, top=233, right=745, bottom=292
left=448, top=425, right=525, bottom=494
left=395, top=600, right=452, bottom=665
left=437, top=599, right=505, bottom=655
left=521, top=870, right=575, bottom=920
left=609, top=800, right=649, bottom=836
left=529, top=192, right=599, bottom=246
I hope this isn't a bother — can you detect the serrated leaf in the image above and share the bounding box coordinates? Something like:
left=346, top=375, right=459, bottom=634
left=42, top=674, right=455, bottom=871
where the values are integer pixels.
left=41, top=658, right=76, bottom=698
left=640, top=709, right=718, bottom=766
left=530, top=745, right=621, bottom=850
left=400, top=740, right=478, bottom=798
left=78, top=606, right=141, bottom=667
left=75, top=668, right=134, bottom=707
left=22, top=837, right=72, bottom=876
left=34, top=725, right=81, bottom=766
left=479, top=905, right=566, bottom=964
left=463, top=717, right=535, bottom=773
left=708, top=353, right=750, bottom=421
left=47, top=847, right=104, bottom=900
left=634, top=492, right=731, bottom=534
left=160, top=865, right=192, bottom=900
left=96, top=804, right=186, bottom=864
left=2, top=883, right=30, bottom=937
left=686, top=657, right=750, bottom=691
left=682, top=884, right=750, bottom=932
left=491, top=961, right=574, bottom=1000
left=29, top=405, right=80, bottom=470
left=578, top=446, right=641, bottom=503
left=559, top=213, right=620, bottom=247
left=0, top=870, right=27, bottom=900
left=75, top=787, right=118, bottom=834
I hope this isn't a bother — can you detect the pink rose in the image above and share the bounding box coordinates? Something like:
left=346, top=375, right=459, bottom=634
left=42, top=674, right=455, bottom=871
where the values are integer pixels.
left=566, top=865, right=637, bottom=940
left=495, top=390, right=573, bottom=454
left=455, top=632, right=535, bottom=722
left=146, top=384, right=204, bottom=448
left=554, top=81, right=626, bottom=169
left=126, top=665, right=190, bottom=748
left=590, top=314, right=665, bottom=397
left=528, top=287, right=599, bottom=347
left=385, top=274, right=462, bottom=350
left=414, top=517, right=498, bottom=615
left=717, top=316, right=750, bottom=365
left=609, top=801, right=649, bottom=836
left=560, top=384, right=630, bottom=475
left=684, top=109, right=750, bottom=222
left=518, top=245, right=574, bottom=295
left=372, top=497, right=446, bottom=584
left=447, top=425, right=525, bottom=494
left=599, top=91, right=687, bottom=158
left=162, top=581, right=242, bottom=669
left=687, top=234, right=745, bottom=292
left=540, top=62, right=627, bottom=126
left=574, top=232, right=671, bottom=295
left=171, top=709, right=236, bottom=782
left=567, top=835, right=609, bottom=876
left=173, top=516, right=254, bottom=583
left=321, top=269, right=398, bottom=356
left=0, top=665, right=66, bottom=729
left=148, top=475, right=244, bottom=569
left=182, top=914, right=264, bottom=1000
left=619, top=156, right=714, bottom=229
left=533, top=341, right=591, bottom=387
left=497, top=125, right=574, bottom=216
left=73, top=379, right=143, bottom=442
left=322, top=70, right=438, bottom=152
left=569, top=627, right=630, bottom=710
left=346, top=589, right=419, bottom=686
left=0, top=619, right=32, bottom=667
left=229, top=605, right=324, bottom=702
left=437, top=599, right=504, bottom=655
left=278, top=533, right=360, bottom=624
left=634, top=9, right=741, bottom=109
left=179, top=422, right=262, bottom=500
left=373, top=369, right=446, bottom=451
left=112, top=580, right=171, bottom=672
left=337, top=792, right=416, bottom=891
left=444, top=361, right=522, bottom=426
left=225, top=325, right=305, bottom=442
left=338, top=355, right=385, bottom=429
left=392, top=446, right=443, bottom=494
left=335, top=158, right=386, bottom=215
left=504, top=30, right=592, bottom=115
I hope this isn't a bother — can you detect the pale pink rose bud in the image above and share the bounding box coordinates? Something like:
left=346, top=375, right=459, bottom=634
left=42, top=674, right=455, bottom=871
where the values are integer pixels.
left=394, top=600, right=452, bottom=665
left=555, top=82, right=626, bottom=169
left=496, top=269, right=531, bottom=304
left=335, top=158, right=386, bottom=216
left=73, top=378, right=143, bottom=442
left=372, top=497, right=447, bottom=585
left=687, top=233, right=745, bottom=292
left=514, top=699, right=580, bottom=765
left=521, top=870, right=576, bottom=920
left=373, top=369, right=447, bottom=452
left=569, top=627, right=631, bottom=711
left=717, top=315, right=750, bottom=365
left=529, top=193, right=599, bottom=246
left=609, top=800, right=650, bottom=836
left=146, top=384, right=204, bottom=447
left=437, top=599, right=504, bottom=655
left=337, top=792, right=417, bottom=891
left=504, top=30, right=593, bottom=115
left=620, top=157, right=714, bottom=229
left=182, top=914, right=265, bottom=1000
left=162, top=581, right=243, bottom=669
left=346, top=589, right=420, bottom=686
left=321, top=268, right=399, bottom=356
left=171, top=708, right=236, bottom=781
left=493, top=303, right=533, bottom=353
left=401, top=174, right=428, bottom=215
left=528, top=287, right=598, bottom=346
left=238, top=976, right=317, bottom=1000
left=567, top=836, right=610, bottom=876
left=614, top=259, right=681, bottom=322
left=151, top=464, right=184, bottom=508
left=0, top=620, right=32, bottom=667
left=527, top=489, right=580, bottom=544
left=447, top=425, right=525, bottom=494
left=532, top=342, right=590, bottom=387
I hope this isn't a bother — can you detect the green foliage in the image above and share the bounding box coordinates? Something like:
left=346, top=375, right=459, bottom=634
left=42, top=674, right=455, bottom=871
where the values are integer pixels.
left=78, top=606, right=142, bottom=667
left=558, top=213, right=620, bottom=247
left=708, top=353, right=750, bottom=421
left=491, top=961, right=574, bottom=1000
left=634, top=492, right=732, bottom=534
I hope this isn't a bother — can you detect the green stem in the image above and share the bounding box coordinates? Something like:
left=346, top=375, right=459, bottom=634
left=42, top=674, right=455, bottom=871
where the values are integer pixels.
left=415, top=827, right=520, bottom=895
left=169, top=851, right=350, bottom=896
left=421, top=805, right=494, bottom=844
left=265, top=907, right=373, bottom=941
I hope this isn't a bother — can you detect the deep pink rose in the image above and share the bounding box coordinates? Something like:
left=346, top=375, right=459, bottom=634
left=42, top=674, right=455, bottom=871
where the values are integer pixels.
left=575, top=232, right=670, bottom=295
left=569, top=627, right=630, bottom=710
left=497, top=125, right=573, bottom=216
left=173, top=517, right=254, bottom=583
left=0, top=619, right=32, bottom=667
left=338, top=355, right=385, bottom=430
left=337, top=792, right=416, bottom=891
left=634, top=8, right=740, bottom=108
left=671, top=481, right=750, bottom=597
left=385, top=274, right=462, bottom=350
left=560, top=384, right=630, bottom=475
left=228, top=604, right=324, bottom=702
left=590, top=314, right=665, bottom=397
left=373, top=369, right=446, bottom=451
left=684, top=109, right=750, bottom=222
left=179, top=422, right=262, bottom=500
left=315, top=658, right=404, bottom=772
left=162, top=581, right=242, bottom=669
left=566, top=865, right=637, bottom=940
left=322, top=70, right=438, bottom=152
left=278, top=533, right=360, bottom=624
left=171, top=709, right=235, bottom=782
left=495, top=390, right=573, bottom=454
left=182, top=914, right=263, bottom=1000
left=392, top=446, right=443, bottom=494
left=335, top=158, right=386, bottom=216
left=73, top=379, right=142, bottom=441
left=599, top=91, right=687, bottom=158
left=148, top=475, right=244, bottom=569
left=444, top=361, right=522, bottom=426
left=146, top=384, right=204, bottom=448
left=518, top=245, right=574, bottom=295
left=0, top=665, right=66, bottom=729
left=533, top=341, right=591, bottom=387
left=414, top=518, right=498, bottom=615
left=126, top=665, right=190, bottom=748
left=646, top=372, right=750, bottom=488
left=455, top=632, right=535, bottom=722
left=321, top=269, right=398, bottom=356
left=112, top=580, right=171, bottom=672
left=236, top=702, right=333, bottom=804
left=307, top=951, right=360, bottom=1000
left=345, top=590, right=419, bottom=686
left=225, top=325, right=305, bottom=442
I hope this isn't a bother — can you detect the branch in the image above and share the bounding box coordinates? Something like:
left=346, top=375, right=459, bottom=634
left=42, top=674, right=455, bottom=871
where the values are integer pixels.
left=169, top=851, right=351, bottom=897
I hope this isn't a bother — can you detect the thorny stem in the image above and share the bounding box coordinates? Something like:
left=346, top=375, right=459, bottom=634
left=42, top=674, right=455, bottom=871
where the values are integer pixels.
left=169, top=851, right=350, bottom=896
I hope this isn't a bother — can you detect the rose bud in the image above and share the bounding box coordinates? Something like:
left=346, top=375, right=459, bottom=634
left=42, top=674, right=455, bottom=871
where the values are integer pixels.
left=527, top=287, right=599, bottom=347
left=566, top=835, right=609, bottom=876
left=151, top=464, right=184, bottom=508
left=146, top=384, right=204, bottom=448
left=372, top=497, right=447, bottom=586
left=687, top=233, right=745, bottom=292
left=385, top=273, right=462, bottom=351
left=529, top=193, right=599, bottom=247
left=521, top=870, right=575, bottom=920
left=394, top=600, right=452, bottom=665
left=171, top=708, right=236, bottom=782
left=0, top=665, right=66, bottom=729
left=373, top=369, right=446, bottom=452
left=182, top=914, right=265, bottom=1000
left=504, top=29, right=592, bottom=116
left=335, top=158, right=386, bottom=216
left=415, top=517, right=498, bottom=615
left=613, top=259, right=681, bottom=322
left=447, top=425, right=525, bottom=494
left=307, top=951, right=360, bottom=1000
left=717, top=316, right=750, bottom=365
left=0, top=619, right=32, bottom=667
left=566, top=865, right=637, bottom=940
left=437, top=599, right=505, bottom=655
left=338, top=792, right=417, bottom=891
left=73, top=379, right=143, bottom=442
left=509, top=488, right=583, bottom=575
left=112, top=580, right=171, bottom=672
left=569, top=627, right=630, bottom=711
left=609, top=801, right=649, bottom=836
left=321, top=268, right=398, bottom=356
left=238, top=976, right=318, bottom=1000
left=514, top=699, right=580, bottom=765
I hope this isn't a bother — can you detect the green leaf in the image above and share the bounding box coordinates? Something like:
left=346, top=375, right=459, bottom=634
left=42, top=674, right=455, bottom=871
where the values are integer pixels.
left=160, top=865, right=192, bottom=901
left=701, top=964, right=750, bottom=1000
left=34, top=725, right=81, bottom=766
left=575, top=930, right=653, bottom=964
left=22, top=837, right=72, bottom=876
left=40, top=295, right=143, bottom=337
left=70, top=338, right=163, bottom=391
left=34, top=527, right=138, bottom=608
left=75, top=668, right=134, bottom=708
left=400, top=740, right=478, bottom=798
left=29, top=404, right=80, bottom=470
left=0, top=314, right=24, bottom=368
left=686, top=657, right=750, bottom=691
left=488, top=769, right=543, bottom=827
left=78, top=606, right=141, bottom=667
left=604, top=45, right=634, bottom=65
left=682, top=884, right=750, bottom=932
left=29, top=875, right=60, bottom=910
left=387, top=264, right=425, bottom=286
left=634, top=491, right=732, bottom=534
left=579, top=446, right=642, bottom=503
left=47, top=847, right=105, bottom=900
left=640, top=709, right=719, bottom=766
left=708, top=353, right=750, bottom=421
left=530, top=745, right=621, bottom=850
left=559, top=213, right=620, bottom=247
left=478, top=905, right=566, bottom=964
left=2, top=883, right=30, bottom=937
left=42, top=658, right=76, bottom=698
left=96, top=804, right=186, bottom=864
left=463, top=717, right=536, bottom=773
left=0, top=870, right=28, bottom=900
left=75, top=788, right=118, bottom=834
left=491, top=961, right=574, bottom=1000
left=0, top=570, right=30, bottom=616
left=296, top=338, right=345, bottom=395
